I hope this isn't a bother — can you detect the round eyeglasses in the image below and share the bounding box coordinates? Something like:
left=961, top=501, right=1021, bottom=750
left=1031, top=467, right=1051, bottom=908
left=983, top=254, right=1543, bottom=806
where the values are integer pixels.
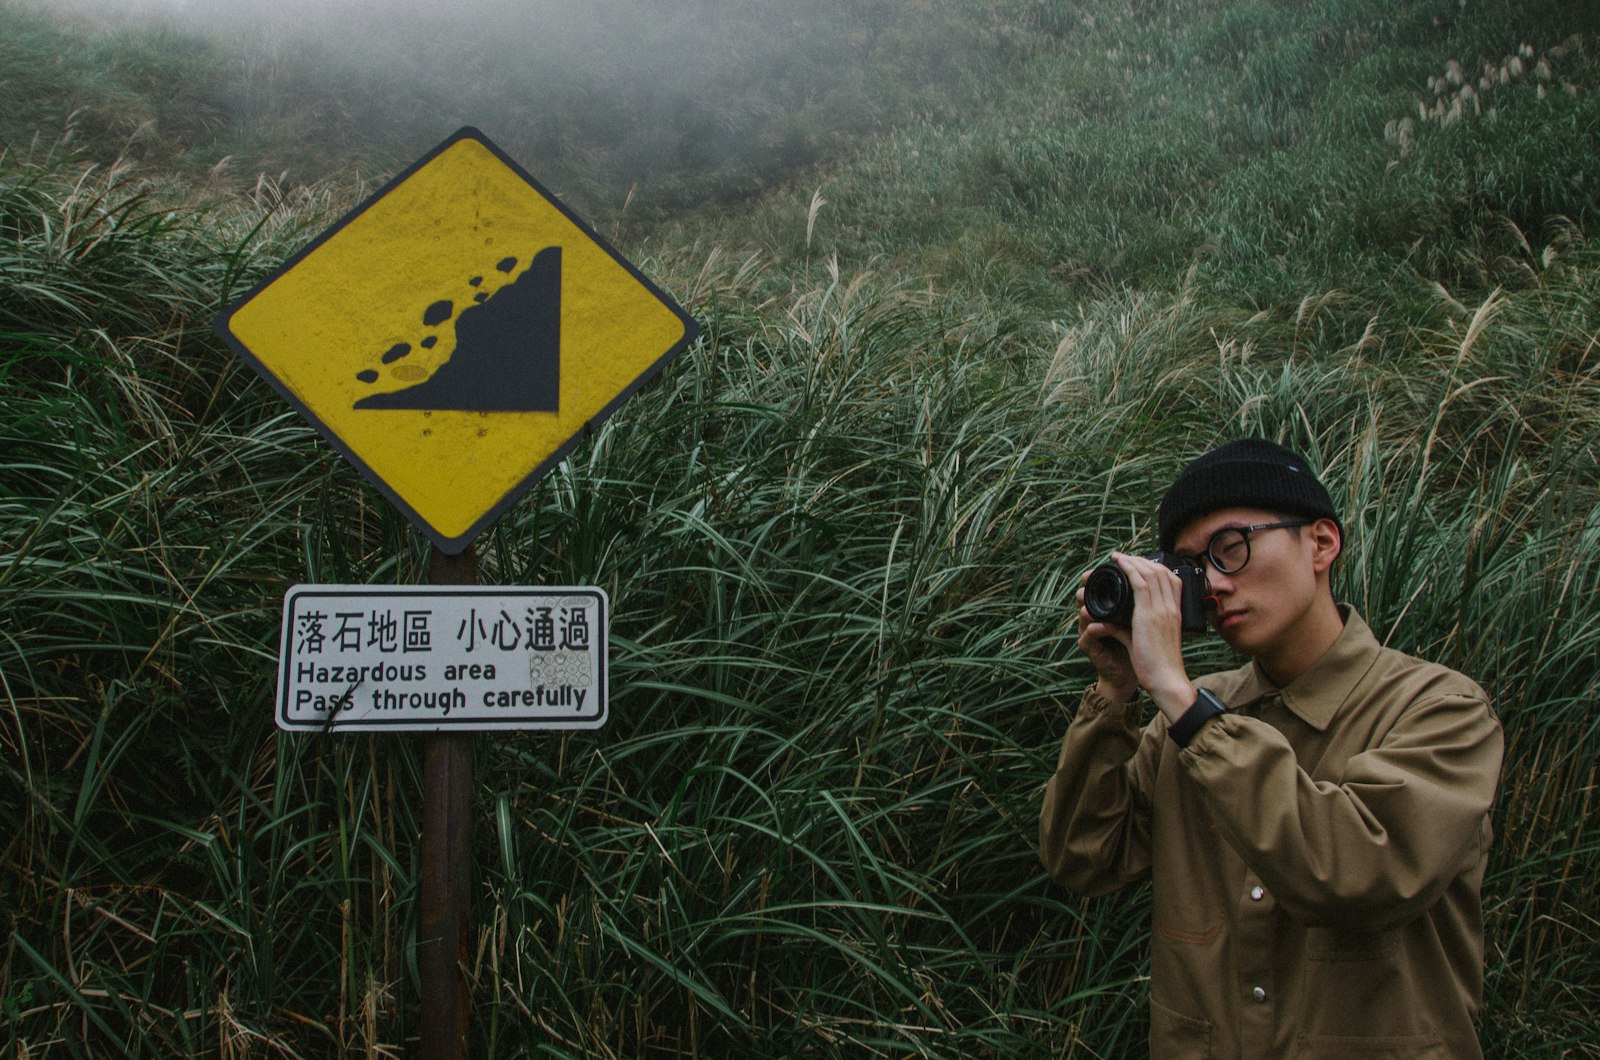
left=1185, top=519, right=1313, bottom=575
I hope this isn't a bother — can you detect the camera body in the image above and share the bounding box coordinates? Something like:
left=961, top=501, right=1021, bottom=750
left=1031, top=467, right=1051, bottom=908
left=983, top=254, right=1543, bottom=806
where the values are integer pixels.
left=1084, top=552, right=1210, bottom=633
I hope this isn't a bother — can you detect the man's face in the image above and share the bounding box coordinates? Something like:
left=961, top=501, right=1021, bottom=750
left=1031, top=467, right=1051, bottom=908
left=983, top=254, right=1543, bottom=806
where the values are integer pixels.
left=1172, top=506, right=1329, bottom=658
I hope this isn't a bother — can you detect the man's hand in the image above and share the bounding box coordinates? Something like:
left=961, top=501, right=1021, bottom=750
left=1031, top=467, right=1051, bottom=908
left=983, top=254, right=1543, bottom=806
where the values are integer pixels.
left=1076, top=575, right=1137, bottom=703
left=1078, top=553, right=1196, bottom=723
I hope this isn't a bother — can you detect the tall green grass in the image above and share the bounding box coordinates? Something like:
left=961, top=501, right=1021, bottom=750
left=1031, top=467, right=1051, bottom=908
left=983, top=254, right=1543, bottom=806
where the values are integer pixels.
left=4, top=141, right=1598, bottom=1055
left=687, top=0, right=1600, bottom=309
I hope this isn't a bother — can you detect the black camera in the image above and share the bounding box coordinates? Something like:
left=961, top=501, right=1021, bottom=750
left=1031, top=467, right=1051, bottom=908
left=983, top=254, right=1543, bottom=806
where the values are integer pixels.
left=1084, top=552, right=1210, bottom=633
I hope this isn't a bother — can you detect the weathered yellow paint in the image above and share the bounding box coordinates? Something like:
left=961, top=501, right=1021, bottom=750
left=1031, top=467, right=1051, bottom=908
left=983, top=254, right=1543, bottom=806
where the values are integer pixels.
left=219, top=130, right=693, bottom=550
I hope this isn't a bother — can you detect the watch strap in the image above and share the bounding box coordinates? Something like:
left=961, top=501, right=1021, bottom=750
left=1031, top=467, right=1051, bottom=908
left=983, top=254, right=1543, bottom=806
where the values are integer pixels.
left=1168, top=687, right=1227, bottom=748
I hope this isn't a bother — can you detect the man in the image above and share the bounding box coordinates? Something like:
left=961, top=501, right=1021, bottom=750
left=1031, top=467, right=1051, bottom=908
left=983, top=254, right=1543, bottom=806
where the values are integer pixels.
left=1040, top=438, right=1502, bottom=1058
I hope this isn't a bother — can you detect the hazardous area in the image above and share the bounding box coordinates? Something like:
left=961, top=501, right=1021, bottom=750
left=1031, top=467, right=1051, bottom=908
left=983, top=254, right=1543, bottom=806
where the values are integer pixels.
left=275, top=586, right=609, bottom=731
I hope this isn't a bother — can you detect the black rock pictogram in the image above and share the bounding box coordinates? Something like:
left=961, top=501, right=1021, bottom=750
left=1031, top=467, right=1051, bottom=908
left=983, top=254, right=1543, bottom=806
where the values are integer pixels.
left=354, top=246, right=561, bottom=412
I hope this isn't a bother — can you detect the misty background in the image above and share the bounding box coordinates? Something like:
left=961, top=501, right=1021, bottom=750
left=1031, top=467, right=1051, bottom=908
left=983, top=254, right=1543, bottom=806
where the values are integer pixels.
left=6, top=0, right=1033, bottom=222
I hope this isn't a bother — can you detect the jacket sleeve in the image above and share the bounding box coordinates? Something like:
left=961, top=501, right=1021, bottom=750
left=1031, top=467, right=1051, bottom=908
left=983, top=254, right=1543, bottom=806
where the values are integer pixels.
left=1178, top=691, right=1503, bottom=929
left=1038, top=687, right=1165, bottom=895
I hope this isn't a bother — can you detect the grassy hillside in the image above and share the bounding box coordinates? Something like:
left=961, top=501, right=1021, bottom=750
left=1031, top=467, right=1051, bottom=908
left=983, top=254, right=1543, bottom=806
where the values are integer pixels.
left=0, top=0, right=1040, bottom=221
left=3, top=0, right=1599, bottom=1056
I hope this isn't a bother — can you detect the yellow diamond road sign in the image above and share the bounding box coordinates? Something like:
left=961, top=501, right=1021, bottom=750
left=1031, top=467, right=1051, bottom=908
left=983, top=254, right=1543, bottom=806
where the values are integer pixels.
left=215, top=127, right=698, bottom=554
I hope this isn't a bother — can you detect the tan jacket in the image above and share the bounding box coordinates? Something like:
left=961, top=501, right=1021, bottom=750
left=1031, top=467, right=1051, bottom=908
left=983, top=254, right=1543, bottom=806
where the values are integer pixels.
left=1040, top=608, right=1502, bottom=1059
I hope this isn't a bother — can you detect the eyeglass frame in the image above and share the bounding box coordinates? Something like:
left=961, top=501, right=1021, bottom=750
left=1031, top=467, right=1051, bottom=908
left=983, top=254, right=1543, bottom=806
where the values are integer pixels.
left=1179, top=519, right=1315, bottom=575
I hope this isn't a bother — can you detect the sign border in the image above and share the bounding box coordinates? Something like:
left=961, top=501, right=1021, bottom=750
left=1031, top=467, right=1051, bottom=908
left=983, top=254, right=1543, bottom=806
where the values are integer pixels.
left=213, top=127, right=700, bottom=555
left=277, top=584, right=609, bottom=732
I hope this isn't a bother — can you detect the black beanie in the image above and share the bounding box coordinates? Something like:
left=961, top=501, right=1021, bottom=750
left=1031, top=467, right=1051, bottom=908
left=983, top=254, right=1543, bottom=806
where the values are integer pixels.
left=1157, top=438, right=1340, bottom=551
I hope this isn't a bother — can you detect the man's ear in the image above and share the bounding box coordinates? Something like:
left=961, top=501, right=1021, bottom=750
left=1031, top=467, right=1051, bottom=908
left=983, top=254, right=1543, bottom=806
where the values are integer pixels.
left=1309, top=517, right=1342, bottom=574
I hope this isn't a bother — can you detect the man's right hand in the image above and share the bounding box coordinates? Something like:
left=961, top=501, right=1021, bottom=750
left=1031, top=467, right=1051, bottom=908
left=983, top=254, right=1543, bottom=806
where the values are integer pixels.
left=1079, top=553, right=1199, bottom=723
left=1077, top=571, right=1138, bottom=704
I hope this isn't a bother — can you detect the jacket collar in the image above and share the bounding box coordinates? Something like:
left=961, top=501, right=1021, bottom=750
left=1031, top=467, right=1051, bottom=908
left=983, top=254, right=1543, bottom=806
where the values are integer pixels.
left=1229, top=605, right=1379, bottom=732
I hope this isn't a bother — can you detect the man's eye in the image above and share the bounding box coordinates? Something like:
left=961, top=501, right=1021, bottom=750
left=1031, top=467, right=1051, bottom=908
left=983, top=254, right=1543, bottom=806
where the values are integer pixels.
left=1211, top=535, right=1248, bottom=566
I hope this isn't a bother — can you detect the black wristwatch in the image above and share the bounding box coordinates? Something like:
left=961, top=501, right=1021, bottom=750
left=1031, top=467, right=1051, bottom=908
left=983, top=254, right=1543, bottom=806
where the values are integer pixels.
left=1168, top=687, right=1227, bottom=748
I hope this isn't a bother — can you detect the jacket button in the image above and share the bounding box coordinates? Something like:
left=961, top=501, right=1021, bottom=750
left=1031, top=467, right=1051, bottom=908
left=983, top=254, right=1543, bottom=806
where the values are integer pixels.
left=1251, top=987, right=1267, bottom=1003
left=1250, top=886, right=1265, bottom=901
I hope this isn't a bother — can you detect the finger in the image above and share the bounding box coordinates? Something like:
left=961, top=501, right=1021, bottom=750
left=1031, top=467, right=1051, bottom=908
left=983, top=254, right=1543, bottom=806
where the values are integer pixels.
left=1081, top=615, right=1128, bottom=649
left=1116, top=553, right=1181, bottom=601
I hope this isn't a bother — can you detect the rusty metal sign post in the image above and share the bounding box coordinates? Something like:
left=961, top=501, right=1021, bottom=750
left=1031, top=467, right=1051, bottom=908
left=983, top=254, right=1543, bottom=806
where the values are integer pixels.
left=421, top=546, right=476, bottom=1058
left=215, top=127, right=698, bottom=1058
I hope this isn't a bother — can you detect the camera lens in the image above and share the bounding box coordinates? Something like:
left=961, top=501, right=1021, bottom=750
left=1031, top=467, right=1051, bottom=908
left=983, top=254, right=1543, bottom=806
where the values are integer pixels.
left=1084, top=564, right=1133, bottom=626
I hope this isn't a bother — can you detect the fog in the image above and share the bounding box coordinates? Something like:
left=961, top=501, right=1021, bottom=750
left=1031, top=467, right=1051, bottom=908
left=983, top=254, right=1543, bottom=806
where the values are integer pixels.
left=30, top=0, right=838, bottom=107
left=16, top=0, right=1000, bottom=214
left=18, top=0, right=985, bottom=209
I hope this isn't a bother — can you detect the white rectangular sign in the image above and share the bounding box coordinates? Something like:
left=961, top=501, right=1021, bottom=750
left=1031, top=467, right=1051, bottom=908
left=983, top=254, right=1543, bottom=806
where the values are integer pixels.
left=276, top=585, right=608, bottom=731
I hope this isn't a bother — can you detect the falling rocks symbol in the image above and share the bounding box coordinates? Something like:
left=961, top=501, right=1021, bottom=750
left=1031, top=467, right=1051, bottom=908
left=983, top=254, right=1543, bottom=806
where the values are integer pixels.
left=355, top=246, right=561, bottom=412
